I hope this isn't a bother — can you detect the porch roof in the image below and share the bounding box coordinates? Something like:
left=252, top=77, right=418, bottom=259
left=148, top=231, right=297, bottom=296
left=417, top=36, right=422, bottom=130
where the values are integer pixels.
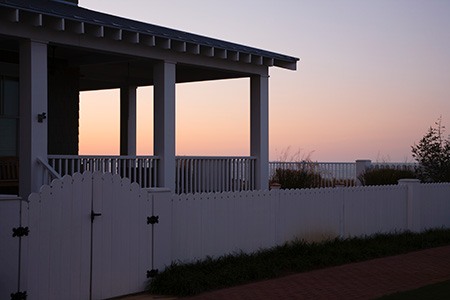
left=0, top=0, right=298, bottom=71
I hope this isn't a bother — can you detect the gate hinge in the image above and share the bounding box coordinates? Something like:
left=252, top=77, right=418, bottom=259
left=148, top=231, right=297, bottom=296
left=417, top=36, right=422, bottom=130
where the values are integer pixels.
left=147, top=215, right=159, bottom=225
left=12, top=227, right=29, bottom=238
left=146, top=269, right=159, bottom=278
left=11, top=291, right=27, bottom=300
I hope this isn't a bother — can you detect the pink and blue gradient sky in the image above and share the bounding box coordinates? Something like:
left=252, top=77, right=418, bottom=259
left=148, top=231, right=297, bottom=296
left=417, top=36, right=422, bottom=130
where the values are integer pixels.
left=79, top=0, right=450, bottom=162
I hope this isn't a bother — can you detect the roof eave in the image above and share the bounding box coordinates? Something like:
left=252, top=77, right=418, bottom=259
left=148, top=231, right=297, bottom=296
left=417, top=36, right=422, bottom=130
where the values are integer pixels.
left=0, top=1, right=299, bottom=71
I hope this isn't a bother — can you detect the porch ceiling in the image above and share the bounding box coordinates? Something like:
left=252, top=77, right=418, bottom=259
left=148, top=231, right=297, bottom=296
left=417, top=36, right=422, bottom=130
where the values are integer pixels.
left=78, top=59, right=249, bottom=91
left=0, top=36, right=251, bottom=91
left=66, top=46, right=250, bottom=91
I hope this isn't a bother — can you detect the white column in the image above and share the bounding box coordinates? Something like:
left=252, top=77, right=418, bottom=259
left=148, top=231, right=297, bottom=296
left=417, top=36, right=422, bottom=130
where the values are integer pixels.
left=19, top=40, right=48, bottom=197
left=153, top=61, right=176, bottom=191
left=120, top=85, right=137, bottom=156
left=250, top=75, right=269, bottom=190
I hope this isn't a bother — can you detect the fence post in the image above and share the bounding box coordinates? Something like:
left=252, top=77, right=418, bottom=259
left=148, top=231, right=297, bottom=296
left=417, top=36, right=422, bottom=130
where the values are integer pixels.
left=355, top=160, right=371, bottom=186
left=398, top=179, right=421, bottom=232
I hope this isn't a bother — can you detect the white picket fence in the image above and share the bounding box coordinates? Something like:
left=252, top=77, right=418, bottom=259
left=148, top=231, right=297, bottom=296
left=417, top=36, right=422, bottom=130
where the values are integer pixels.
left=1, top=175, right=449, bottom=299
left=168, top=181, right=450, bottom=262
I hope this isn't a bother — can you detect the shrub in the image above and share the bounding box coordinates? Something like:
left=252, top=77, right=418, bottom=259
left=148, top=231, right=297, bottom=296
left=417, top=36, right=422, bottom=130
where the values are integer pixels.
left=411, top=117, right=450, bottom=182
left=271, top=167, right=322, bottom=189
left=358, top=168, right=417, bottom=186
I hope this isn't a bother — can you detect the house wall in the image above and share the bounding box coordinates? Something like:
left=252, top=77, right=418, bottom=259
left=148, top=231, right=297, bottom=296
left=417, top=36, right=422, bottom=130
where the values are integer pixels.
left=48, top=59, right=79, bottom=155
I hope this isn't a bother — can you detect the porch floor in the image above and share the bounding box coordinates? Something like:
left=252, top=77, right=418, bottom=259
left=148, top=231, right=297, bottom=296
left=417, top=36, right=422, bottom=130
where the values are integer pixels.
left=120, top=245, right=450, bottom=299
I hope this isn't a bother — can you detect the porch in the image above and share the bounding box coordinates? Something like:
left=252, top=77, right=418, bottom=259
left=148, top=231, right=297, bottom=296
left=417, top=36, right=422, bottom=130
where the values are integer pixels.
left=0, top=0, right=298, bottom=199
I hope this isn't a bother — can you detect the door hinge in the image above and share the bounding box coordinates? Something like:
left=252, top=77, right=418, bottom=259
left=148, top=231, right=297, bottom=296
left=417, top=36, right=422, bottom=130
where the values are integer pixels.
left=12, top=227, right=29, bottom=238
left=146, top=269, right=159, bottom=278
left=10, top=291, right=27, bottom=300
left=147, top=215, right=159, bottom=225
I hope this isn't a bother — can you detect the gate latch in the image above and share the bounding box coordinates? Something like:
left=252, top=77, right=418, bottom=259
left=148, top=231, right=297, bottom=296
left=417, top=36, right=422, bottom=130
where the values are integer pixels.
left=91, top=210, right=102, bottom=222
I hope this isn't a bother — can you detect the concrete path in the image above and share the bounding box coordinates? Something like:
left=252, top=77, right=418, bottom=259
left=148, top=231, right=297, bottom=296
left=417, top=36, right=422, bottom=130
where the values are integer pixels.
left=119, top=245, right=450, bottom=299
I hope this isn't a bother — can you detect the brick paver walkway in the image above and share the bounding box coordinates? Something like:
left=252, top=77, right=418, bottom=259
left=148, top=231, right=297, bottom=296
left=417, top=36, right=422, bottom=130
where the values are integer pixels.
left=121, top=246, right=450, bottom=300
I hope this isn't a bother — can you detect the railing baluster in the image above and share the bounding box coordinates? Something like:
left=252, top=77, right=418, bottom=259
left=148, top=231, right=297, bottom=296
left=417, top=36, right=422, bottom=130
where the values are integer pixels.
left=190, top=159, right=194, bottom=194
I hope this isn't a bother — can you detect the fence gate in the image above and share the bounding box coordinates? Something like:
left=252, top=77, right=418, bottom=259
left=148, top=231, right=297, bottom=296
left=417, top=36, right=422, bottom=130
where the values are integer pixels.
left=24, top=172, right=153, bottom=300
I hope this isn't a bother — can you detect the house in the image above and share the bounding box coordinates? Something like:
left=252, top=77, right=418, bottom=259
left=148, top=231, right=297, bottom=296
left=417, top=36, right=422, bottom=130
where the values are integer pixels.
left=1, top=1, right=298, bottom=298
left=0, top=0, right=298, bottom=198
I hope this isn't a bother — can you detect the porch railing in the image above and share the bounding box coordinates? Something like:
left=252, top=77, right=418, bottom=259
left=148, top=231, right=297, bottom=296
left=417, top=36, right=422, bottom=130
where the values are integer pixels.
left=175, top=156, right=256, bottom=194
left=37, top=156, right=62, bottom=185
left=47, top=155, right=159, bottom=188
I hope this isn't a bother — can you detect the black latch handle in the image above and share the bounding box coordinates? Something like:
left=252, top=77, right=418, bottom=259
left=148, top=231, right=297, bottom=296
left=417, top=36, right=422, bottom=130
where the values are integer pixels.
left=91, top=210, right=102, bottom=222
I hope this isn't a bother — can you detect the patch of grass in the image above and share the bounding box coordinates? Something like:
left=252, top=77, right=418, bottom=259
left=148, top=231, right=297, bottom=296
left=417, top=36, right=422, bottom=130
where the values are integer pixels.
left=377, top=279, right=450, bottom=299
left=148, top=228, right=450, bottom=296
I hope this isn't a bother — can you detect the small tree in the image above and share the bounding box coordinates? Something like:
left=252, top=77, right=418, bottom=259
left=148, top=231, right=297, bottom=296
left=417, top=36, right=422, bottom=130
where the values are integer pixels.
left=411, top=118, right=450, bottom=182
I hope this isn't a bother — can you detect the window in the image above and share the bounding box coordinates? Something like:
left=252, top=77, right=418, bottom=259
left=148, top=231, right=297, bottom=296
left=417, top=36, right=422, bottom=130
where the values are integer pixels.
left=0, top=76, right=19, bottom=195
left=0, top=76, right=19, bottom=156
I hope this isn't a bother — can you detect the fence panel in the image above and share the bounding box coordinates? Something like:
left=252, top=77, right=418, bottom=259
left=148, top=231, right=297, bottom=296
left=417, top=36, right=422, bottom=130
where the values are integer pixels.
left=232, top=190, right=275, bottom=253
left=343, top=185, right=408, bottom=237
left=420, top=183, right=450, bottom=229
left=164, top=183, right=450, bottom=264
left=170, top=193, right=204, bottom=262
left=276, top=188, right=344, bottom=243
left=26, top=175, right=92, bottom=300
left=171, top=190, right=275, bottom=262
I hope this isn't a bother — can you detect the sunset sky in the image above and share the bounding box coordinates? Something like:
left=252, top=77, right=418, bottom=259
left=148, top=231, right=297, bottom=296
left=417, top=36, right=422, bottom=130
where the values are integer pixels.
left=79, top=0, right=450, bottom=162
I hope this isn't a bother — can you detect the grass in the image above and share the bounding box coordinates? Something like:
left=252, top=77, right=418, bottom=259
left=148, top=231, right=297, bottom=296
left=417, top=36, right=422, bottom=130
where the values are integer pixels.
left=377, top=279, right=450, bottom=299
left=148, top=228, right=450, bottom=296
